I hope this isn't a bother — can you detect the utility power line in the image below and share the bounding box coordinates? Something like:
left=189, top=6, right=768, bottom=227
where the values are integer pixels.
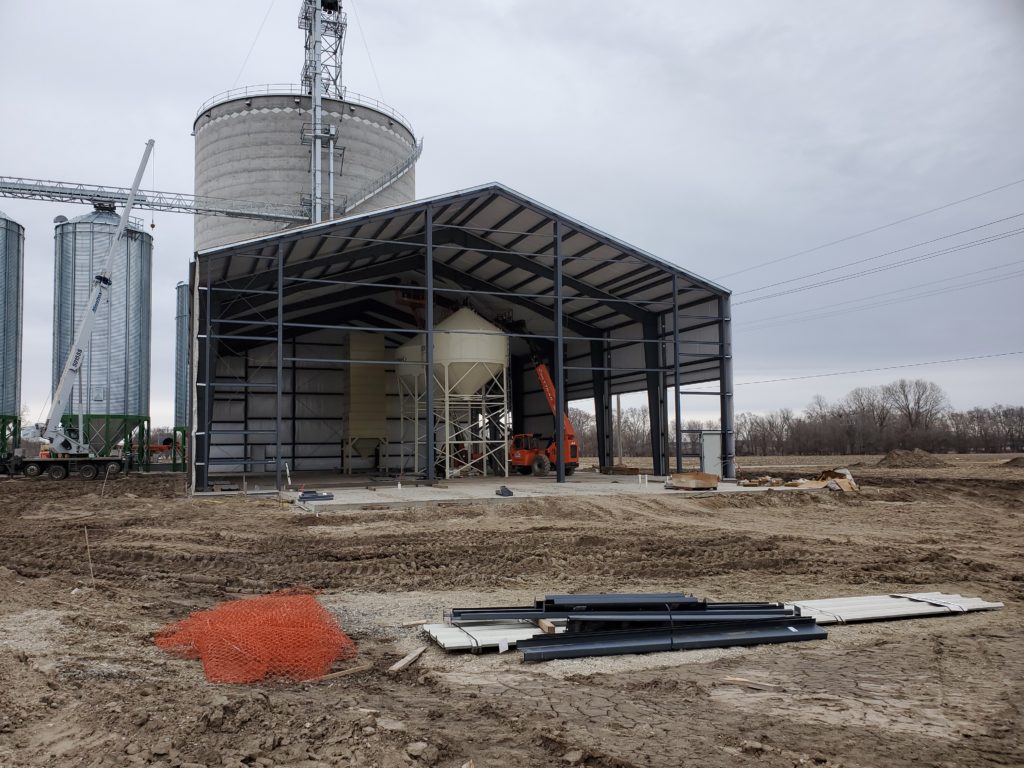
left=347, top=0, right=386, bottom=101
left=737, top=259, right=1024, bottom=331
left=743, top=269, right=1024, bottom=332
left=681, top=351, right=1024, bottom=391
left=715, top=175, right=1024, bottom=281
left=736, top=210, right=1024, bottom=296
left=733, top=226, right=1024, bottom=306
left=233, top=0, right=278, bottom=88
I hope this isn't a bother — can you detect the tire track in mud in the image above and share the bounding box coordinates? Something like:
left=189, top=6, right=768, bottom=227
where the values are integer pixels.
left=2, top=480, right=1022, bottom=599
left=5, top=518, right=1015, bottom=599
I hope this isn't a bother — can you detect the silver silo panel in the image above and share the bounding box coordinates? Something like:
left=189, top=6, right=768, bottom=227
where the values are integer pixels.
left=192, top=89, right=419, bottom=251
left=52, top=208, right=152, bottom=455
left=174, top=281, right=189, bottom=429
left=0, top=209, right=24, bottom=454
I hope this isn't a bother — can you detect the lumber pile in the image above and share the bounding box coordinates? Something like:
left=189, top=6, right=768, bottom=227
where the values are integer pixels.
left=738, top=475, right=784, bottom=487
left=664, top=471, right=719, bottom=490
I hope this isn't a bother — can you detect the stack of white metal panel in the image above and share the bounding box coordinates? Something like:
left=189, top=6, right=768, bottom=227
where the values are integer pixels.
left=788, top=592, right=1003, bottom=625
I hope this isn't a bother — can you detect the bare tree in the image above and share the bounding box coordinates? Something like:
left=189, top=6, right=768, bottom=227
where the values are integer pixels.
left=568, top=407, right=597, bottom=456
left=843, top=386, right=893, bottom=452
left=882, top=379, right=949, bottom=437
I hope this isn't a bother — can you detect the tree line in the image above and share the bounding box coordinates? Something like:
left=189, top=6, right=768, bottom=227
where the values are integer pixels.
left=569, top=379, right=1024, bottom=457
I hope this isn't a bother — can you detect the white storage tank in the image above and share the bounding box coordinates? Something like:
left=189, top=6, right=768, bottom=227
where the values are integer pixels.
left=52, top=206, right=152, bottom=455
left=395, top=308, right=507, bottom=395
left=0, top=209, right=23, bottom=455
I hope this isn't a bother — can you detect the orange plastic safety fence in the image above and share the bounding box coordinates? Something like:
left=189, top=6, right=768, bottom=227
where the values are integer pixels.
left=154, top=589, right=356, bottom=683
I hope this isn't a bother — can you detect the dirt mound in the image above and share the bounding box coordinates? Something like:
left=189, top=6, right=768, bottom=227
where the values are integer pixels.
left=1002, top=457, right=1024, bottom=467
left=876, top=448, right=948, bottom=468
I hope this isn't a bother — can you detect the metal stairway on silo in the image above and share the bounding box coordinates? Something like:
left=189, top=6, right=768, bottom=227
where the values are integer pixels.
left=341, top=138, right=423, bottom=215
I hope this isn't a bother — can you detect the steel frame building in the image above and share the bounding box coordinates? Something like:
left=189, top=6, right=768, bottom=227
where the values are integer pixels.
left=190, top=183, right=734, bottom=491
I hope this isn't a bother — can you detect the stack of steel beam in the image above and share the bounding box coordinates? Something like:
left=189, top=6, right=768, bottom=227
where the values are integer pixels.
left=445, top=593, right=827, bottom=661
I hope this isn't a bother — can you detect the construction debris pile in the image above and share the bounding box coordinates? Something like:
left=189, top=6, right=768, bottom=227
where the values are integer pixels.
left=738, top=475, right=786, bottom=487
left=740, top=468, right=858, bottom=492
left=426, top=592, right=827, bottom=661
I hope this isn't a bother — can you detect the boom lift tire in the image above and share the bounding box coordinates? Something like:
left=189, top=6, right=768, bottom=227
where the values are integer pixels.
left=23, top=463, right=42, bottom=478
left=48, top=464, right=68, bottom=481
left=564, top=465, right=575, bottom=476
left=531, top=454, right=551, bottom=477
left=79, top=464, right=98, bottom=480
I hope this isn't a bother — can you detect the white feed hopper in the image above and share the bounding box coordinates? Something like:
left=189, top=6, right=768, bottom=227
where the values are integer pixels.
left=435, top=308, right=507, bottom=394
left=394, top=308, right=507, bottom=395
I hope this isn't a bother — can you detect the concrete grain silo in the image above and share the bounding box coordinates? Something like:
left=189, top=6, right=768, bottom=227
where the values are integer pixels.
left=191, top=0, right=420, bottom=251
left=0, top=209, right=23, bottom=455
left=192, top=89, right=418, bottom=251
left=52, top=206, right=152, bottom=459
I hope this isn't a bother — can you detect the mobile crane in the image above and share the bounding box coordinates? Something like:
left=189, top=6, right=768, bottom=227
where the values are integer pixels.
left=509, top=358, right=580, bottom=477
left=11, top=141, right=154, bottom=480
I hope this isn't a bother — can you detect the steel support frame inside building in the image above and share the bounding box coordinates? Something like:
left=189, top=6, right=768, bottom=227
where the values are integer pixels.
left=190, top=184, right=734, bottom=492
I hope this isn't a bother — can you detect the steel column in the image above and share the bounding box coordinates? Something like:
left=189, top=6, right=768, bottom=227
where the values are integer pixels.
left=673, top=274, right=682, bottom=472
left=327, top=133, right=335, bottom=219
left=590, top=340, right=612, bottom=468
left=659, top=314, right=669, bottom=472
left=644, top=316, right=665, bottom=476
left=200, top=269, right=212, bottom=490
left=425, top=207, right=435, bottom=481
left=310, top=4, right=323, bottom=223
left=720, top=295, right=736, bottom=479
left=553, top=220, right=566, bottom=483
left=275, top=243, right=284, bottom=490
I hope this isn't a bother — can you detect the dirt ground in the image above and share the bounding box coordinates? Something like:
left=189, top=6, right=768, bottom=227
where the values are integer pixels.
left=1, top=456, right=1022, bottom=767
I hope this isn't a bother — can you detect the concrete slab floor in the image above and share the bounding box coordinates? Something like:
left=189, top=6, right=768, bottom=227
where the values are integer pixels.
left=206, top=470, right=805, bottom=508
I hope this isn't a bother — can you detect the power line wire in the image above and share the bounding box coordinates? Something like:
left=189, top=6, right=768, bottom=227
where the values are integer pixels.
left=347, top=0, right=385, bottom=100
left=232, top=0, right=277, bottom=88
left=681, top=351, right=1024, bottom=391
left=737, top=258, right=1024, bottom=329
left=714, top=175, right=1024, bottom=281
left=742, top=268, right=1024, bottom=332
left=736, top=210, right=1024, bottom=296
left=733, top=227, right=1024, bottom=306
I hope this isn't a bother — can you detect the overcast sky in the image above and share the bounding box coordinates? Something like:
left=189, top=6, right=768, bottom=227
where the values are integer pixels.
left=1, top=0, right=1022, bottom=427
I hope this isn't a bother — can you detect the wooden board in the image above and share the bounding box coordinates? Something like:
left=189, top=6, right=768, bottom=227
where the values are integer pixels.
left=318, top=662, right=373, bottom=681
left=388, top=646, right=427, bottom=674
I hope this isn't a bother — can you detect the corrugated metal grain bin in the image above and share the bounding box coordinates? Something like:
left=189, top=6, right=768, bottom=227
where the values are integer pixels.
left=0, top=209, right=23, bottom=454
left=52, top=206, right=152, bottom=456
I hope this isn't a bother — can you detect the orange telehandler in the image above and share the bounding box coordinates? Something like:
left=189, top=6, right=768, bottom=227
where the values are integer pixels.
left=509, top=360, right=579, bottom=476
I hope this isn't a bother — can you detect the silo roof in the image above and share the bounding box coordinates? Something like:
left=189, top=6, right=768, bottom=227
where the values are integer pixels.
left=61, top=208, right=147, bottom=232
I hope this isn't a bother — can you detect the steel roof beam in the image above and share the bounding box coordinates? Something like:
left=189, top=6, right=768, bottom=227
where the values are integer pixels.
left=215, top=238, right=426, bottom=293
left=441, top=228, right=651, bottom=324
left=430, top=260, right=600, bottom=338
